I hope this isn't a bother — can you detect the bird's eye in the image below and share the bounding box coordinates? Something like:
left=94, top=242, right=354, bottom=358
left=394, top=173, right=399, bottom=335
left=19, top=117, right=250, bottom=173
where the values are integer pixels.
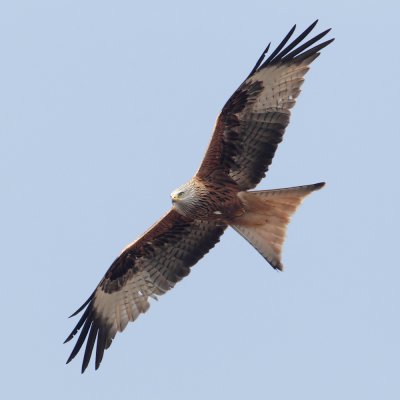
left=177, top=191, right=184, bottom=198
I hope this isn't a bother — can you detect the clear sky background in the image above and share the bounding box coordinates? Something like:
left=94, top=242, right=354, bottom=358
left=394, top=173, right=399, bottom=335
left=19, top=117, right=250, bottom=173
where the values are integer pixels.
left=1, top=0, right=399, bottom=399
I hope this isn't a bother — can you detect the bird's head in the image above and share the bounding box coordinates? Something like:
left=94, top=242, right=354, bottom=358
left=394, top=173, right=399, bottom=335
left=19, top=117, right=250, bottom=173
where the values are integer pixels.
left=171, top=189, right=185, bottom=203
left=171, top=181, right=194, bottom=204
left=170, top=179, right=203, bottom=217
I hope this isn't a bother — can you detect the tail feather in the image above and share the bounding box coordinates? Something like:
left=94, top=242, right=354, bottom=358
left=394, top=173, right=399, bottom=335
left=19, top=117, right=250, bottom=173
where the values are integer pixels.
left=231, top=182, right=324, bottom=270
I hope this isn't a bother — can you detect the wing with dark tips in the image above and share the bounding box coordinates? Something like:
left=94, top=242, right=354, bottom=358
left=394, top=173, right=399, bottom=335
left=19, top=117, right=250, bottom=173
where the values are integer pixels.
left=197, top=21, right=334, bottom=190
left=65, top=209, right=227, bottom=372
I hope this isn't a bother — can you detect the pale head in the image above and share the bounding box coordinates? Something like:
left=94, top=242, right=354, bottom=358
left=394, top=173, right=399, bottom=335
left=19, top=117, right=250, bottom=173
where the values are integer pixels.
left=170, top=179, right=203, bottom=216
left=171, top=180, right=195, bottom=203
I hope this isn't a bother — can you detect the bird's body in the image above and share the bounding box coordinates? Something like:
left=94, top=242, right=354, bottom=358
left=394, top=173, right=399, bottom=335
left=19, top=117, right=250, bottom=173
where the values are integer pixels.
left=172, top=175, right=244, bottom=220
left=65, top=21, right=333, bottom=372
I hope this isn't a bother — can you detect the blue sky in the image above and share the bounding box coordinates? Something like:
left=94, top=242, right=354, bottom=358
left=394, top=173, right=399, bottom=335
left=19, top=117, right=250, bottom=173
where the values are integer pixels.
left=1, top=1, right=399, bottom=399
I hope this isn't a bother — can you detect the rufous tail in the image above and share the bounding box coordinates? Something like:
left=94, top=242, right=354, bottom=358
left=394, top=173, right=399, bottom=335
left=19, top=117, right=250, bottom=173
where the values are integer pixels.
left=231, top=182, right=325, bottom=270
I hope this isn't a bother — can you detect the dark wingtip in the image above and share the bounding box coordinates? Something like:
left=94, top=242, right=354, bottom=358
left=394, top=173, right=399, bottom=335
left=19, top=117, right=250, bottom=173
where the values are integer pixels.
left=309, top=19, right=319, bottom=29
left=80, top=322, right=98, bottom=373
left=295, top=38, right=335, bottom=62
left=262, top=24, right=297, bottom=67
left=255, top=20, right=333, bottom=71
left=66, top=354, right=74, bottom=365
left=246, top=42, right=271, bottom=79
left=323, top=38, right=335, bottom=47
left=68, top=292, right=95, bottom=318
left=64, top=335, right=73, bottom=344
left=64, top=299, right=93, bottom=345
left=284, top=32, right=333, bottom=62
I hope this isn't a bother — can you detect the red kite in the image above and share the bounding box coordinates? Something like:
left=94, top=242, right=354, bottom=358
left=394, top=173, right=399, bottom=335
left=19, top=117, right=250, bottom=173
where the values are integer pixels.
left=65, top=21, right=333, bottom=372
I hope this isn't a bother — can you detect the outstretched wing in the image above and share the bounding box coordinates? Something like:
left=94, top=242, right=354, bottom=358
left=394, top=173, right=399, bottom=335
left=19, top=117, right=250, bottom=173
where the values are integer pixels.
left=65, top=209, right=227, bottom=372
left=196, top=21, right=334, bottom=190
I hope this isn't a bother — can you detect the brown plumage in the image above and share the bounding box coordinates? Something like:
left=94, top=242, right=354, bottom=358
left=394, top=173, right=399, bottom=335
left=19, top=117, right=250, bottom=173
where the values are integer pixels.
left=65, top=21, right=333, bottom=372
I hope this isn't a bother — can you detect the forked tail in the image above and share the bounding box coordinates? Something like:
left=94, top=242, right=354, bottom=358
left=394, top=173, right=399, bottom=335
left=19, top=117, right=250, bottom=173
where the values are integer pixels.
left=231, top=182, right=325, bottom=270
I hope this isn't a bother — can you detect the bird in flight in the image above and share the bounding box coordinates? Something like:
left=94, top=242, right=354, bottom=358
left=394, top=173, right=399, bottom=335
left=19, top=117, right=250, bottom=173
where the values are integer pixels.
left=65, top=20, right=333, bottom=373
